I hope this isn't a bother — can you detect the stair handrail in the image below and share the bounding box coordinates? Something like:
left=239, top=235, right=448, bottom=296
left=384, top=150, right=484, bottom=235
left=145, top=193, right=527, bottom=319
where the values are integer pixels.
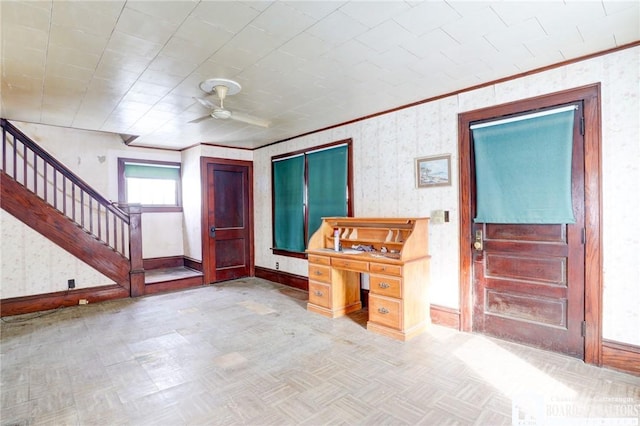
left=1, top=118, right=129, bottom=223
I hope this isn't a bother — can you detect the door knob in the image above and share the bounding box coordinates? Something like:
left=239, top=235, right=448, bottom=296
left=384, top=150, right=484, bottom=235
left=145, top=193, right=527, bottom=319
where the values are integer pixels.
left=209, top=226, right=216, bottom=238
left=474, top=230, right=483, bottom=251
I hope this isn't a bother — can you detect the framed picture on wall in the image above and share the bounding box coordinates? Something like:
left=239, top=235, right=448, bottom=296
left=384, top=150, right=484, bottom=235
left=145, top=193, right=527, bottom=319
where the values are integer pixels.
left=415, top=154, right=451, bottom=188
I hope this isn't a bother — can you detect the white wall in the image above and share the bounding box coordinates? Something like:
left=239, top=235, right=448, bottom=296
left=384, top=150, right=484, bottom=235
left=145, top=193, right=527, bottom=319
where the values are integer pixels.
left=253, top=47, right=640, bottom=345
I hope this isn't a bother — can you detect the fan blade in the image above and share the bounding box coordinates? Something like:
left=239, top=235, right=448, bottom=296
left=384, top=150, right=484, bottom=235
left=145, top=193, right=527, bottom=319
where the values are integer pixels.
left=229, top=110, right=271, bottom=128
left=193, top=96, right=216, bottom=109
left=188, top=114, right=211, bottom=124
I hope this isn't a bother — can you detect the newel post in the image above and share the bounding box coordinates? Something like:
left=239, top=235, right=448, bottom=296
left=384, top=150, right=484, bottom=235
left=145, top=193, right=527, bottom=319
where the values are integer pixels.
left=125, top=204, right=145, bottom=297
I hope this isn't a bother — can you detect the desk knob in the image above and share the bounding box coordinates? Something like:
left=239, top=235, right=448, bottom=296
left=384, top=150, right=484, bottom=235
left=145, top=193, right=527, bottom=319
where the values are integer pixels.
left=314, top=270, right=322, bottom=276
left=314, top=290, right=323, bottom=297
left=378, top=282, right=390, bottom=289
left=378, top=307, right=389, bottom=314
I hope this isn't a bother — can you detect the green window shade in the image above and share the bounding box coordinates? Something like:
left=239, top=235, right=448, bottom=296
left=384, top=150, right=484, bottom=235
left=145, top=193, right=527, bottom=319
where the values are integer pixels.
left=124, top=163, right=180, bottom=180
left=472, top=107, right=576, bottom=224
left=307, top=146, right=348, bottom=241
left=273, top=155, right=305, bottom=252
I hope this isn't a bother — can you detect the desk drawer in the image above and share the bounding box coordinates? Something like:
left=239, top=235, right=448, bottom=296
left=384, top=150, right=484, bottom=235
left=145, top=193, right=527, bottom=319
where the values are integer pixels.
left=309, top=264, right=331, bottom=284
left=331, top=258, right=368, bottom=272
left=308, top=254, right=330, bottom=266
left=370, top=263, right=402, bottom=276
left=308, top=281, right=331, bottom=308
left=370, top=275, right=401, bottom=298
left=368, top=294, right=401, bottom=330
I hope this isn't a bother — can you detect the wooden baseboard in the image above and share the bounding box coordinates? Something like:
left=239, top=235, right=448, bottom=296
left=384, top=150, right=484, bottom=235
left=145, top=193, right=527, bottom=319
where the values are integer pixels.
left=602, top=339, right=640, bottom=376
left=143, top=256, right=184, bottom=270
left=255, top=266, right=308, bottom=291
left=430, top=304, right=460, bottom=329
left=184, top=257, right=203, bottom=272
left=0, top=285, right=129, bottom=317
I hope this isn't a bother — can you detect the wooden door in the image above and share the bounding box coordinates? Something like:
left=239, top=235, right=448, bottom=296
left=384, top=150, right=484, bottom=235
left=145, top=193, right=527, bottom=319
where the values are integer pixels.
left=202, top=159, right=253, bottom=283
left=470, top=104, right=585, bottom=358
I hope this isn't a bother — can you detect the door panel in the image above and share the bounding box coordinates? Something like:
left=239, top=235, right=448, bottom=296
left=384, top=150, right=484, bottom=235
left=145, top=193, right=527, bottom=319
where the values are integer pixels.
left=471, top=104, right=585, bottom=358
left=204, top=162, right=252, bottom=282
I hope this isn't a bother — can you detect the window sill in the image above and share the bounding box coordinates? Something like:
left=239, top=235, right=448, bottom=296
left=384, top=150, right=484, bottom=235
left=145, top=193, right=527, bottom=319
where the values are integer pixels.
left=272, top=248, right=307, bottom=259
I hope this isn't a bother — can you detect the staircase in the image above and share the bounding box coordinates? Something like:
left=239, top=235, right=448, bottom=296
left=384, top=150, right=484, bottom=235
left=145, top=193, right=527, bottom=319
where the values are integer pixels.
left=0, top=119, right=144, bottom=315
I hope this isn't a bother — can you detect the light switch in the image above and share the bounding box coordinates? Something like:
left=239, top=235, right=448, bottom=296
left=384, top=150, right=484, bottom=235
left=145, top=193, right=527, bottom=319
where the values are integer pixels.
left=431, top=210, right=450, bottom=224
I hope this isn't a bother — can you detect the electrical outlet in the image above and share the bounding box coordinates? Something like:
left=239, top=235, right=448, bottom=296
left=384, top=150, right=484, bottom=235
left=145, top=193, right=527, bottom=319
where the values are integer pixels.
left=275, top=262, right=279, bottom=270
left=68, top=279, right=75, bottom=289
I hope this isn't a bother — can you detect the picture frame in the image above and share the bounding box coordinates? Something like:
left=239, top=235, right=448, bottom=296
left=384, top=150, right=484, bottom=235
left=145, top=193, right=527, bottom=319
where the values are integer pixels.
left=415, top=154, right=451, bottom=188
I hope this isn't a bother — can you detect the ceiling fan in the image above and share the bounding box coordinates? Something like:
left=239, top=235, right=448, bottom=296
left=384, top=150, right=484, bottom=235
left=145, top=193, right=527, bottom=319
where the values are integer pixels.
left=190, top=78, right=270, bottom=128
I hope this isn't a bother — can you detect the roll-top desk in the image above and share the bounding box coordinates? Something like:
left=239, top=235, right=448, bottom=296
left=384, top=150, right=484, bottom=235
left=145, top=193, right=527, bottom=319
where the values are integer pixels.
left=306, top=217, right=430, bottom=341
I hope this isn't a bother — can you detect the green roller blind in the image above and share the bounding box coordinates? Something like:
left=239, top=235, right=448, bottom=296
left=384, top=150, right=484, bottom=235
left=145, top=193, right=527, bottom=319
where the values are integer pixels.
left=307, top=145, right=348, bottom=241
left=472, top=107, right=576, bottom=224
left=273, top=155, right=305, bottom=252
left=124, top=163, right=180, bottom=180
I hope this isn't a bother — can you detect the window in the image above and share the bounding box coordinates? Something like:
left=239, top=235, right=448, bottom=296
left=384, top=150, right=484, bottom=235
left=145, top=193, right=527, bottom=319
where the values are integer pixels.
left=272, top=140, right=353, bottom=257
left=117, top=158, right=182, bottom=212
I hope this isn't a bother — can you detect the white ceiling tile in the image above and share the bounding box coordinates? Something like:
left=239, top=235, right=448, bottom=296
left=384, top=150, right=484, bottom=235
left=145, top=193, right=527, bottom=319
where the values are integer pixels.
left=115, top=7, right=178, bottom=45
left=1, top=1, right=51, bottom=31
left=251, top=2, right=315, bottom=37
left=129, top=80, right=173, bottom=99
left=441, top=38, right=499, bottom=65
left=49, top=25, right=110, bottom=57
left=106, top=31, right=163, bottom=59
left=559, top=35, right=617, bottom=60
left=484, top=18, right=547, bottom=51
left=578, top=6, right=640, bottom=46
left=536, top=1, right=606, bottom=36
left=174, top=15, right=234, bottom=46
left=2, top=23, right=49, bottom=51
left=394, top=2, right=461, bottom=36
left=125, top=0, right=198, bottom=25
left=602, top=0, right=638, bottom=15
left=161, top=36, right=218, bottom=64
left=322, top=39, right=377, bottom=67
left=138, top=69, right=185, bottom=89
left=286, top=1, right=345, bottom=21
left=401, top=28, right=459, bottom=59
left=51, top=1, right=124, bottom=37
left=339, top=1, right=411, bottom=28
left=1, top=47, right=46, bottom=79
left=441, top=6, right=506, bottom=43
left=191, top=1, right=261, bottom=33
left=148, top=55, right=198, bottom=78
left=306, top=10, right=368, bottom=45
left=278, top=32, right=331, bottom=60
left=489, top=1, right=563, bottom=26
left=356, top=20, right=415, bottom=53
left=225, top=26, right=284, bottom=55
left=97, top=50, right=152, bottom=76
left=524, top=28, right=583, bottom=58
left=45, top=61, right=94, bottom=83
left=46, top=44, right=101, bottom=71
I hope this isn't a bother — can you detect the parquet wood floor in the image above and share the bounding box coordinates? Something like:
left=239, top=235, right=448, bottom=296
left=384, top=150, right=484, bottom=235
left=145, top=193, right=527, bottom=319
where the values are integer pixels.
left=1, top=278, right=638, bottom=425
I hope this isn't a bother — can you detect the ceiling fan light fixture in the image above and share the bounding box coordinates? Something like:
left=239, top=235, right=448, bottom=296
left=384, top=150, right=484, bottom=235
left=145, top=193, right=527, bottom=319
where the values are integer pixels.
left=212, top=108, right=232, bottom=119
